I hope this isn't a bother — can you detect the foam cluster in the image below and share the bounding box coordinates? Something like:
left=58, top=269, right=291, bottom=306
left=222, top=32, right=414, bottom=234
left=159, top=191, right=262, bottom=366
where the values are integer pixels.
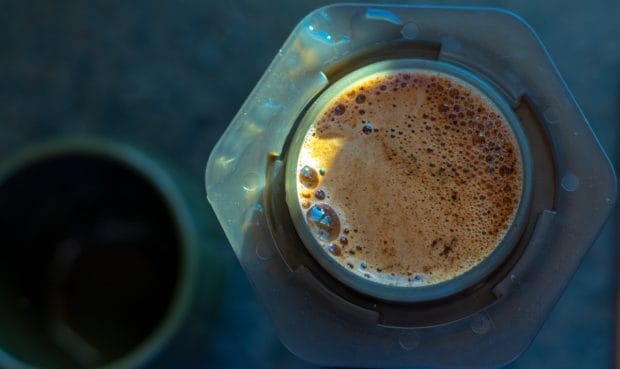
left=295, top=70, right=523, bottom=287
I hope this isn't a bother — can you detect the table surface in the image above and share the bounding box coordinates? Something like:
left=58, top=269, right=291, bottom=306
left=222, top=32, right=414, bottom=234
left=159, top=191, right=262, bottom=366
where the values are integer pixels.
left=0, top=1, right=618, bottom=368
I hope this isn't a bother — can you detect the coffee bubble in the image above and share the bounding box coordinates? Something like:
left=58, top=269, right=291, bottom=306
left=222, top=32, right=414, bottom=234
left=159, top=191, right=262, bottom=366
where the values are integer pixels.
left=314, top=189, right=326, bottom=200
left=306, top=204, right=341, bottom=242
left=299, top=165, right=319, bottom=188
left=327, top=243, right=342, bottom=256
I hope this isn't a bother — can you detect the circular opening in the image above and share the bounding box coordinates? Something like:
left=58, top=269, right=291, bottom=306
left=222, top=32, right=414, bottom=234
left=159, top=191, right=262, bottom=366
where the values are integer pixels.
left=285, top=59, right=533, bottom=303
left=0, top=148, right=183, bottom=368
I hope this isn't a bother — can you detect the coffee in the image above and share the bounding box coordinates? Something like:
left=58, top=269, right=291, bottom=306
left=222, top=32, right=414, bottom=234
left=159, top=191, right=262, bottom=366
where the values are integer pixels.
left=292, top=69, right=523, bottom=287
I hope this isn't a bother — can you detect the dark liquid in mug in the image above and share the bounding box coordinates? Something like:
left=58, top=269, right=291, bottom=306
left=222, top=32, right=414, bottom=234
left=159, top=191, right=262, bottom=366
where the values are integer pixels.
left=0, top=154, right=180, bottom=368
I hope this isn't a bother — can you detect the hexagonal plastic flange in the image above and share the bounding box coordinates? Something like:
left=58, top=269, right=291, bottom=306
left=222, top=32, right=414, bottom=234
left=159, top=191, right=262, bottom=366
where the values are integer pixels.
left=206, top=4, right=616, bottom=368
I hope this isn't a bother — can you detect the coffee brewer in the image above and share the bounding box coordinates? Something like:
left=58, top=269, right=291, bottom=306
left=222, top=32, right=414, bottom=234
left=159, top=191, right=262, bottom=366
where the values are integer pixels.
left=206, top=5, right=616, bottom=368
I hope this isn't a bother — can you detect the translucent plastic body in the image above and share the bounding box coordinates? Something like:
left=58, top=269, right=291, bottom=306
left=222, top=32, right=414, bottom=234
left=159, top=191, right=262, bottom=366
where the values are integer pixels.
left=206, top=5, right=616, bottom=368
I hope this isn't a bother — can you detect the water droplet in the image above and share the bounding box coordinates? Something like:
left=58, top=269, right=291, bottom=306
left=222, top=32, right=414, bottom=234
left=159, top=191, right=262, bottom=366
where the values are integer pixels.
left=299, top=165, right=319, bottom=188
left=509, top=273, right=521, bottom=290
left=319, top=168, right=326, bottom=175
left=343, top=227, right=350, bottom=234
left=561, top=172, right=579, bottom=192
left=470, top=312, right=492, bottom=335
left=340, top=236, right=348, bottom=245
left=362, top=123, right=373, bottom=134
left=400, top=22, right=419, bottom=40
left=314, top=189, right=326, bottom=199
left=256, top=243, right=272, bottom=261
left=361, top=261, right=368, bottom=269
left=398, top=330, right=420, bottom=351
left=306, top=204, right=341, bottom=241
left=242, top=172, right=260, bottom=192
left=217, top=155, right=236, bottom=168
left=301, top=200, right=311, bottom=209
left=544, top=106, right=559, bottom=124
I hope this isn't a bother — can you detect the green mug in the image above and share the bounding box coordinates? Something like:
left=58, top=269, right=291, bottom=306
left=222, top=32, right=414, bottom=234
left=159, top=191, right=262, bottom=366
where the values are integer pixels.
left=0, top=138, right=223, bottom=369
